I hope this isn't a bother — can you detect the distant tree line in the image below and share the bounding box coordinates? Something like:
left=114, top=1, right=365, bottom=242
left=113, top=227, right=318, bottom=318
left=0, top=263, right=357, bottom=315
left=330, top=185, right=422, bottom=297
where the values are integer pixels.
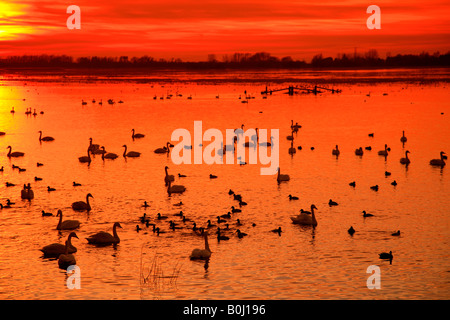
left=0, top=50, right=449, bottom=69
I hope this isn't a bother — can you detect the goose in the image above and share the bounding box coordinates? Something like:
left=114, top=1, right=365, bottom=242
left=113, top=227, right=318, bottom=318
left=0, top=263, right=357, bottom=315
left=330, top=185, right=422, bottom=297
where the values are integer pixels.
left=71, top=193, right=93, bottom=211
left=41, top=232, right=78, bottom=257
left=291, top=204, right=318, bottom=226
left=131, top=129, right=145, bottom=139
left=400, top=150, right=411, bottom=165
left=236, top=229, right=248, bottom=239
left=190, top=232, right=211, bottom=260
left=277, top=167, right=290, bottom=182
left=47, top=186, right=56, bottom=192
left=78, top=146, right=91, bottom=163
left=73, top=182, right=82, bottom=187
left=0, top=166, right=3, bottom=171
left=391, top=230, right=401, bottom=236
left=58, top=240, right=77, bottom=269
left=362, top=210, right=374, bottom=217
left=349, top=181, right=356, bottom=187
left=355, top=147, right=363, bottom=156
left=154, top=142, right=171, bottom=154
left=10, top=107, right=14, bottom=113
left=6, top=146, right=24, bottom=157
left=38, top=131, right=54, bottom=142
left=378, top=144, right=389, bottom=156
left=139, top=213, right=147, bottom=223
left=332, top=145, right=340, bottom=156
left=429, top=151, right=446, bottom=167
left=231, top=206, right=241, bottom=213
left=42, top=210, right=53, bottom=217
left=86, top=222, right=122, bottom=245
left=288, top=194, right=299, bottom=200
left=400, top=131, right=407, bottom=143
left=206, top=220, right=216, bottom=228
left=122, top=145, right=141, bottom=157
left=368, top=133, right=374, bottom=137
left=348, top=226, right=355, bottom=235
left=379, top=251, right=393, bottom=260
left=329, top=199, right=338, bottom=206
left=164, top=166, right=175, bottom=185
left=101, top=146, right=118, bottom=160
left=167, top=181, right=186, bottom=195
left=56, top=210, right=80, bottom=230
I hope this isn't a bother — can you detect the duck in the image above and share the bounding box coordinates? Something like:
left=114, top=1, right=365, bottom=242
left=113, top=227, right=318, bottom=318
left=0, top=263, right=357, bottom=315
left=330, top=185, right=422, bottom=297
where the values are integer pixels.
left=157, top=213, right=168, bottom=220
left=209, top=174, right=218, bottom=179
left=164, top=166, right=175, bottom=185
left=400, top=150, right=411, bottom=165
left=379, top=251, right=393, bottom=260
left=288, top=141, right=296, bottom=154
left=236, top=229, right=248, bottom=239
left=131, top=129, right=145, bottom=139
left=78, top=146, right=91, bottom=163
left=348, top=226, right=355, bottom=235
left=34, top=176, right=43, bottom=181
left=277, top=167, right=290, bottom=182
left=231, top=206, right=241, bottom=213
left=190, top=232, right=211, bottom=260
left=101, top=146, right=118, bottom=160
left=86, top=222, right=122, bottom=245
left=42, top=210, right=53, bottom=217
left=173, top=201, right=183, bottom=207
left=217, top=216, right=227, bottom=224
left=391, top=180, right=398, bottom=186
left=400, top=131, right=407, bottom=143
left=56, top=210, right=80, bottom=230
left=429, top=151, right=446, bottom=167
left=73, top=182, right=82, bottom=187
left=38, top=131, right=54, bottom=142
left=328, top=199, right=338, bottom=206
left=220, top=212, right=232, bottom=219
left=332, top=145, right=340, bottom=156
left=167, top=181, right=186, bottom=195
left=37, top=162, right=44, bottom=167
left=47, top=186, right=56, bottom=192
left=142, top=201, right=150, bottom=208
left=58, top=240, right=77, bottom=269
left=217, top=229, right=230, bottom=241
left=291, top=204, right=318, bottom=226
left=288, top=194, right=299, bottom=200
left=370, top=185, right=379, bottom=191
left=178, top=173, right=187, bottom=178
left=349, top=181, right=356, bottom=187
left=391, top=230, right=401, bottom=236
left=355, top=147, right=363, bottom=156
left=6, top=146, right=24, bottom=157
left=236, top=219, right=243, bottom=226
left=362, top=210, right=374, bottom=217
left=385, top=171, right=391, bottom=176
left=378, top=144, right=389, bottom=156
left=71, top=193, right=93, bottom=211
left=122, top=145, right=141, bottom=157
left=270, top=227, right=282, bottom=235
left=41, top=232, right=78, bottom=257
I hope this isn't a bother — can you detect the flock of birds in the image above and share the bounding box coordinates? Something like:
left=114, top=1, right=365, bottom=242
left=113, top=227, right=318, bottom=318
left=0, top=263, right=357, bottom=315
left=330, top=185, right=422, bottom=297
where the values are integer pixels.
left=1, top=100, right=447, bottom=271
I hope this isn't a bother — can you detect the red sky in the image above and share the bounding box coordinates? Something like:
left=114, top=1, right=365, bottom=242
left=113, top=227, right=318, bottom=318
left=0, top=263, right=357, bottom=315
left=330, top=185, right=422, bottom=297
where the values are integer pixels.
left=0, top=0, right=449, bottom=61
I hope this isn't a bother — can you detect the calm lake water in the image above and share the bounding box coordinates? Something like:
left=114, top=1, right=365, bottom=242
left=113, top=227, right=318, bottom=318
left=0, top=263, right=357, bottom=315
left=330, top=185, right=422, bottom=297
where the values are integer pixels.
left=0, top=68, right=449, bottom=300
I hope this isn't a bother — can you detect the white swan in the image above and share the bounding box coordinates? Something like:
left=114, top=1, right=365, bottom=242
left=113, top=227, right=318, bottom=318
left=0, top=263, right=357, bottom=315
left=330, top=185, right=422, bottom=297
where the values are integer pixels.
left=190, top=231, right=211, bottom=260
left=277, top=167, right=290, bottom=182
left=56, top=210, right=81, bottom=230
left=291, top=204, right=318, bottom=226
left=86, top=222, right=122, bottom=245
left=122, top=144, right=141, bottom=157
left=72, top=193, right=93, bottom=211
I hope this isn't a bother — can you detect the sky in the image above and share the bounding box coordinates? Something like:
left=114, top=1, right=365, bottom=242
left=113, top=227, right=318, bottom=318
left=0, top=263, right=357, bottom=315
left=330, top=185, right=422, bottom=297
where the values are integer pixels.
left=0, top=0, right=449, bottom=61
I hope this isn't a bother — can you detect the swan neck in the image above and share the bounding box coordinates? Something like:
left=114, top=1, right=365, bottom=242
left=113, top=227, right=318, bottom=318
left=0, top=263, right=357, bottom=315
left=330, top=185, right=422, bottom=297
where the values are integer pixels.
left=113, top=224, right=119, bottom=240
left=123, top=145, right=127, bottom=157
left=204, top=234, right=210, bottom=252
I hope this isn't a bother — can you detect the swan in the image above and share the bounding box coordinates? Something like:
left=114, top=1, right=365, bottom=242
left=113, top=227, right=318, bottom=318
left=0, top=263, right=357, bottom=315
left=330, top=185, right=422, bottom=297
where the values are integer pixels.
left=41, top=232, right=78, bottom=257
left=355, top=147, right=363, bottom=156
left=131, top=129, right=145, bottom=139
left=167, top=181, right=186, bottom=195
left=260, top=136, right=273, bottom=147
left=363, top=210, right=374, bottom=217
left=56, top=210, right=80, bottom=230
left=78, top=146, right=91, bottom=163
left=154, top=142, right=171, bottom=154
left=190, top=232, right=211, bottom=260
left=288, top=195, right=299, bottom=200
left=277, top=167, right=290, bottom=182
left=88, top=138, right=100, bottom=153
left=332, top=145, right=340, bottom=156
left=289, top=141, right=296, bottom=154
left=71, top=193, right=93, bottom=211
left=101, top=146, right=118, bottom=160
left=429, top=151, right=446, bottom=167
left=291, top=204, right=318, bottom=226
left=122, top=145, right=141, bottom=157
left=86, top=222, right=122, bottom=245
left=378, top=144, right=389, bottom=156
left=164, top=166, right=175, bottom=185
left=38, top=131, right=54, bottom=142
left=58, top=240, right=77, bottom=269
left=217, top=229, right=230, bottom=241
left=6, top=146, right=24, bottom=157
left=400, top=131, right=407, bottom=143
left=400, top=150, right=411, bottom=165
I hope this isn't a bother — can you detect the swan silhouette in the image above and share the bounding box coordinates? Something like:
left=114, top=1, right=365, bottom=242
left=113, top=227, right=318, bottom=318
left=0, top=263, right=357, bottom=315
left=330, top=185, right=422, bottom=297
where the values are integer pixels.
left=131, top=129, right=145, bottom=139
left=101, top=146, right=118, bottom=160
left=56, top=210, right=80, bottom=230
left=41, top=232, right=78, bottom=257
left=78, top=146, right=91, bottom=163
left=277, top=167, right=290, bottom=182
left=58, top=240, right=77, bottom=269
left=6, top=146, right=24, bottom=157
left=400, top=150, right=410, bottom=165
left=86, top=222, right=122, bottom=245
left=167, top=181, right=186, bottom=195
left=190, top=231, right=211, bottom=260
left=122, top=145, right=141, bottom=157
left=72, top=193, right=93, bottom=211
left=291, top=204, right=318, bottom=226
left=38, top=131, right=54, bottom=142
left=400, top=131, right=407, bottom=143
left=332, top=145, right=340, bottom=156
left=165, top=166, right=175, bottom=185
left=430, top=151, right=446, bottom=167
